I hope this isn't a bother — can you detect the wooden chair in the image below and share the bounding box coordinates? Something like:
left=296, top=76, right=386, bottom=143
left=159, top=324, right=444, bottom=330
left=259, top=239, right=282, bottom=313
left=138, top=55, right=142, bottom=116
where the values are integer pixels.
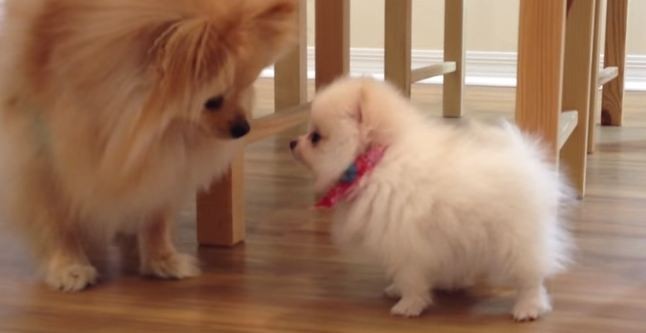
left=516, top=0, right=590, bottom=198
left=384, top=0, right=465, bottom=117
left=517, top=0, right=626, bottom=197
left=196, top=0, right=349, bottom=247
left=384, top=0, right=598, bottom=197
left=384, top=0, right=618, bottom=197
left=196, top=0, right=625, bottom=247
left=587, top=0, right=627, bottom=153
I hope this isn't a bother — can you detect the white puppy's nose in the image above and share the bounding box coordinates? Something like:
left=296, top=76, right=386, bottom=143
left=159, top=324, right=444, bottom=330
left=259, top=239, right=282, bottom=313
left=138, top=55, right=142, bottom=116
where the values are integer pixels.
left=289, top=140, right=298, bottom=150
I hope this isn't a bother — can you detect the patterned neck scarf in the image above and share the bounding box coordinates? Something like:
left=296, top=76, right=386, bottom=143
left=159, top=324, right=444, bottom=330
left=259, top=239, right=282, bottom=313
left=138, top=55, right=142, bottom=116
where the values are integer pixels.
left=316, top=145, right=387, bottom=209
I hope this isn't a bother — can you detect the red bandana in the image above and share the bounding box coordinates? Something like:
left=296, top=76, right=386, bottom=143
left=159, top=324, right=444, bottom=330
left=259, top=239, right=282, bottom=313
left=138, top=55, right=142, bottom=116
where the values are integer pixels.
left=315, top=145, right=387, bottom=209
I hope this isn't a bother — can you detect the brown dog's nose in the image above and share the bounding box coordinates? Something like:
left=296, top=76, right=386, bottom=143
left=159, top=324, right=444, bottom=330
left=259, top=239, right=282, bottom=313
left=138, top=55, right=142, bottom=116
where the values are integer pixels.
left=289, top=140, right=298, bottom=150
left=230, top=120, right=250, bottom=139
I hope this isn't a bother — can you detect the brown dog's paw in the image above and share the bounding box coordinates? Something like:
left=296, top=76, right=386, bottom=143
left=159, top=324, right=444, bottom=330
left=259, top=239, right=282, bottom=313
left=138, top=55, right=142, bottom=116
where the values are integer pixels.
left=45, top=263, right=98, bottom=292
left=140, top=253, right=201, bottom=280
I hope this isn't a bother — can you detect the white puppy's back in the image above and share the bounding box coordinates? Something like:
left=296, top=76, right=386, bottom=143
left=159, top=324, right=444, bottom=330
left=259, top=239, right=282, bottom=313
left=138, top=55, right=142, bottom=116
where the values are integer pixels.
left=339, top=119, right=569, bottom=274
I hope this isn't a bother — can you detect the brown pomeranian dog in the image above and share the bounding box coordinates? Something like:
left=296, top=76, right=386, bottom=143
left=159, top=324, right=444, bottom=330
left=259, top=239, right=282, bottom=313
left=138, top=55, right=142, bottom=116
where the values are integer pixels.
left=0, top=0, right=297, bottom=291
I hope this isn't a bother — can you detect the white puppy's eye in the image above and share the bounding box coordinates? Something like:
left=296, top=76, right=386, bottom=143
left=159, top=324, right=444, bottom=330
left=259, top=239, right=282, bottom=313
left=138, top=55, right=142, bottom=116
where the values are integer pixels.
left=310, top=131, right=322, bottom=145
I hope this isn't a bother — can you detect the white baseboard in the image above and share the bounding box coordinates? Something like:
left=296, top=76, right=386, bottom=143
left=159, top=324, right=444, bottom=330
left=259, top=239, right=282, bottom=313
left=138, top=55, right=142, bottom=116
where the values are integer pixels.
left=262, top=48, right=646, bottom=91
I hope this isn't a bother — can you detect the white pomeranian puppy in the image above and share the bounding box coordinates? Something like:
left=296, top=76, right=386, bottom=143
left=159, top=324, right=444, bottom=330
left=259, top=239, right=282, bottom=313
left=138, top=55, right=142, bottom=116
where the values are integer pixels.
left=290, top=78, right=572, bottom=321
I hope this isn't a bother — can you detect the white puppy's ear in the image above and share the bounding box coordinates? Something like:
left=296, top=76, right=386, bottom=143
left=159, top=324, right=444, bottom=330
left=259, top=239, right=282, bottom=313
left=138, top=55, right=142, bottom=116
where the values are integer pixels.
left=353, top=83, right=377, bottom=146
left=349, top=84, right=367, bottom=124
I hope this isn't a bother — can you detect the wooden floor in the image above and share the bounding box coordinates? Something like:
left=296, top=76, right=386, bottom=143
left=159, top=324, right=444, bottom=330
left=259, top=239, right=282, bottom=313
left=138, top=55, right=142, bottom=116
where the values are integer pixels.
left=1, top=82, right=645, bottom=332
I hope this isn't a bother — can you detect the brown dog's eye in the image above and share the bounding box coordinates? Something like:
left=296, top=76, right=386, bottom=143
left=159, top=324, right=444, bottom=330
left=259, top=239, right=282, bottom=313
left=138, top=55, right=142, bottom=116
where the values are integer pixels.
left=310, top=131, right=322, bottom=145
left=204, top=96, right=224, bottom=111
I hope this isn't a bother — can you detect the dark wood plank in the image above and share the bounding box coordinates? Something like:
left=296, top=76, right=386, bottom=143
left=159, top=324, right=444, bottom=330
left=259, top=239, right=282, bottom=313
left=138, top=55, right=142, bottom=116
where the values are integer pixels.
left=314, top=0, right=350, bottom=90
left=515, top=0, right=567, bottom=158
left=601, top=0, right=628, bottom=126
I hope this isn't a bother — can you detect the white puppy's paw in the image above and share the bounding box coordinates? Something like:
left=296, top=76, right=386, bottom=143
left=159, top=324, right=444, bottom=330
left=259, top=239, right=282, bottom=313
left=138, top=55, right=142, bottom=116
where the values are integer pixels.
left=512, top=289, right=552, bottom=321
left=384, top=283, right=402, bottom=299
left=45, top=263, right=98, bottom=292
left=141, top=253, right=201, bottom=279
left=390, top=295, right=431, bottom=317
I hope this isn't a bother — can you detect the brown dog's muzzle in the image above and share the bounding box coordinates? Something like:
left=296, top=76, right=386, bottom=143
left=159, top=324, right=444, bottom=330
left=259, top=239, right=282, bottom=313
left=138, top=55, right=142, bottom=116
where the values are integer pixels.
left=229, top=116, right=250, bottom=139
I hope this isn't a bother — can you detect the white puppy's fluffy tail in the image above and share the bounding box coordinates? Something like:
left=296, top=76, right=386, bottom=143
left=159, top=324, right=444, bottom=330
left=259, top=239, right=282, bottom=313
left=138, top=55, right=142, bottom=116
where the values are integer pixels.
left=500, top=120, right=576, bottom=276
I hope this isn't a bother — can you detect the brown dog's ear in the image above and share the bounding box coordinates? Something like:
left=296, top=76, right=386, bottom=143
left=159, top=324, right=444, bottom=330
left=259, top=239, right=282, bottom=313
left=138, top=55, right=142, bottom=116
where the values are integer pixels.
left=237, top=0, right=299, bottom=80
left=248, top=0, right=298, bottom=52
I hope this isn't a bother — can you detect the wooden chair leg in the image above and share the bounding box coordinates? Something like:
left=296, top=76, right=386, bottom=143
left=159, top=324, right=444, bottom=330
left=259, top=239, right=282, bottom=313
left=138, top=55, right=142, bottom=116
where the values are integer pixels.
left=275, top=0, right=307, bottom=110
left=560, top=0, right=596, bottom=197
left=315, top=0, right=350, bottom=90
left=587, top=0, right=606, bottom=154
left=384, top=0, right=412, bottom=96
left=601, top=0, right=627, bottom=126
left=197, top=154, right=245, bottom=247
left=443, top=0, right=465, bottom=118
left=516, top=0, right=567, bottom=158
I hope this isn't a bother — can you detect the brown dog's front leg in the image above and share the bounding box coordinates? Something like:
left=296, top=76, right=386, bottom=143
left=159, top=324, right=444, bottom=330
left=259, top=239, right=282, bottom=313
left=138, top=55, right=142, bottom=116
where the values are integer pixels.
left=139, top=213, right=200, bottom=279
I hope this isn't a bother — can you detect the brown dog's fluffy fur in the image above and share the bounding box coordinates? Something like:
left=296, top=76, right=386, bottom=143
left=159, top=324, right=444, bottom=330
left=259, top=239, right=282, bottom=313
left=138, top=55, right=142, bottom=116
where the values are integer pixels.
left=0, top=0, right=296, bottom=291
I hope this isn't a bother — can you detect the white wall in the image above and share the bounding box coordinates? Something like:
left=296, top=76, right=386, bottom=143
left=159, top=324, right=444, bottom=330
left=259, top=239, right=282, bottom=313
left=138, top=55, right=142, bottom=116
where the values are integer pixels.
left=300, top=0, right=646, bottom=90
left=307, top=0, right=645, bottom=55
